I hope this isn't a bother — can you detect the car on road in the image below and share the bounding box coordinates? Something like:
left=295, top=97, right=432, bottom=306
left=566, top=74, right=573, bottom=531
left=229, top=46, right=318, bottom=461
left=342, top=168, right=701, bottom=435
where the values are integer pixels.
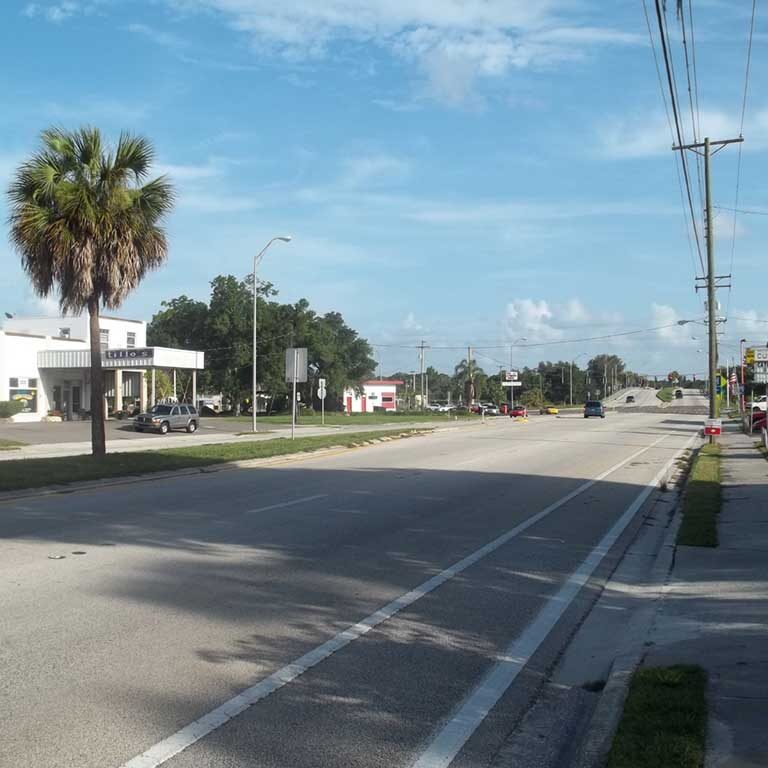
left=483, top=403, right=500, bottom=416
left=510, top=405, right=528, bottom=418
left=540, top=406, right=559, bottom=415
left=584, top=400, right=605, bottom=418
left=749, top=395, right=768, bottom=413
left=134, top=404, right=200, bottom=434
left=674, top=389, right=684, bottom=399
left=625, top=395, right=635, bottom=403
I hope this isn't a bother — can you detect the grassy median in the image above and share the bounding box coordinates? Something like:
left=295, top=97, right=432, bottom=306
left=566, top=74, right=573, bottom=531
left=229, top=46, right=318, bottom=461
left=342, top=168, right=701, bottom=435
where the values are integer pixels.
left=0, top=429, right=426, bottom=493
left=677, top=444, right=721, bottom=547
left=607, top=665, right=707, bottom=768
left=656, top=388, right=675, bottom=403
left=0, top=439, right=26, bottom=451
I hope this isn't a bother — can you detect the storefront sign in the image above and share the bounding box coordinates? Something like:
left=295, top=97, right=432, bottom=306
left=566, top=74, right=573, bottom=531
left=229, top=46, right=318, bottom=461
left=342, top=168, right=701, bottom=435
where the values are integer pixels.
left=105, top=348, right=154, bottom=361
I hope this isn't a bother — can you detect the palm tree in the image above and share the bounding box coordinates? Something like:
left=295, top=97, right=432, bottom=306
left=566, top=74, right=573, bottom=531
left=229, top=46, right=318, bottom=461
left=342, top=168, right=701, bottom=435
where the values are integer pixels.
left=7, top=127, right=174, bottom=456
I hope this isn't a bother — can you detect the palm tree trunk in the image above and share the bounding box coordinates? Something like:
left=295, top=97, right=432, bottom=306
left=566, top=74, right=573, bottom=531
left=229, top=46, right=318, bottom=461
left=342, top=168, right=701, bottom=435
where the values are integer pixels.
left=88, top=298, right=107, bottom=457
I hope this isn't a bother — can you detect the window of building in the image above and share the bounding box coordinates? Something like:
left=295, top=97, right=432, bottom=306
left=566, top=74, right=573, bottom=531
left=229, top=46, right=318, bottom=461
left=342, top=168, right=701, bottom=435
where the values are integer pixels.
left=9, top=378, right=38, bottom=413
left=59, top=327, right=70, bottom=338
left=382, top=396, right=394, bottom=404
left=99, top=328, right=109, bottom=350
left=127, top=331, right=136, bottom=349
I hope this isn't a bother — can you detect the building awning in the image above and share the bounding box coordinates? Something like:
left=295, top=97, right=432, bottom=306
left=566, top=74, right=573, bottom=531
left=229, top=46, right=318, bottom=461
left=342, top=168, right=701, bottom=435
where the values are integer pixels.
left=38, top=347, right=205, bottom=370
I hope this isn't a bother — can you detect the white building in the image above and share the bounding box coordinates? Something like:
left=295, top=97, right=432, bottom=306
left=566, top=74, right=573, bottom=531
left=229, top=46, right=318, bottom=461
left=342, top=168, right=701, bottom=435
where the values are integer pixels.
left=0, top=315, right=204, bottom=422
left=343, top=379, right=403, bottom=413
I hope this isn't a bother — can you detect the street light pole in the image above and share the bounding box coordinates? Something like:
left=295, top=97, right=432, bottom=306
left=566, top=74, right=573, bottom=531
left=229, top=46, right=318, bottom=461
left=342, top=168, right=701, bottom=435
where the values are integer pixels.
left=252, top=235, right=292, bottom=433
left=740, top=338, right=747, bottom=413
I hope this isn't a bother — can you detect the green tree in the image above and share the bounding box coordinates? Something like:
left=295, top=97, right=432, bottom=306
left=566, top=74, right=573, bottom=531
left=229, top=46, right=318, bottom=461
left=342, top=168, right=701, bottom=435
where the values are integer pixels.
left=8, top=127, right=174, bottom=455
left=452, top=359, right=486, bottom=405
left=587, top=354, right=626, bottom=398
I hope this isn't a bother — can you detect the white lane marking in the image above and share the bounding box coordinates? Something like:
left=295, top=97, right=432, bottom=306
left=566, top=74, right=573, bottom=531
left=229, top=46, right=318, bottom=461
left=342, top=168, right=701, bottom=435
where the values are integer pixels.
left=118, top=435, right=670, bottom=768
left=244, top=494, right=328, bottom=514
left=409, top=432, right=697, bottom=768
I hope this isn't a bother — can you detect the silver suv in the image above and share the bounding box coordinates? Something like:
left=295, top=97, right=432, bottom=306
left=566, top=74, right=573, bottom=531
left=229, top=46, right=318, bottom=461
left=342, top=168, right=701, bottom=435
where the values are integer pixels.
left=134, top=404, right=200, bottom=434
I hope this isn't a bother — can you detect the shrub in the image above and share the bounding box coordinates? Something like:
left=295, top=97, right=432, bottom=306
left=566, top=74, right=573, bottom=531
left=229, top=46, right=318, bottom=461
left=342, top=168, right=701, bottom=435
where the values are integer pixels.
left=0, top=400, right=23, bottom=419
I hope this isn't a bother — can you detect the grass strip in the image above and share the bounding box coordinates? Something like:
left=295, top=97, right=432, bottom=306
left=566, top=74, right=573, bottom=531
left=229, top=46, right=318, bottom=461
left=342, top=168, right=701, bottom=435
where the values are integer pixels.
left=607, top=665, right=707, bottom=768
left=0, top=439, right=26, bottom=451
left=677, top=443, right=721, bottom=547
left=0, top=429, right=426, bottom=493
left=656, top=388, right=675, bottom=403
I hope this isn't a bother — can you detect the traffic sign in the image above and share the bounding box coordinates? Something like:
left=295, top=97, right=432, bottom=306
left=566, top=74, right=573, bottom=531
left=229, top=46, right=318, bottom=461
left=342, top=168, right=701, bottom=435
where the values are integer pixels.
left=501, top=381, right=522, bottom=387
left=504, top=370, right=519, bottom=381
left=317, top=377, right=327, bottom=399
left=285, top=348, right=308, bottom=382
left=704, top=418, right=722, bottom=436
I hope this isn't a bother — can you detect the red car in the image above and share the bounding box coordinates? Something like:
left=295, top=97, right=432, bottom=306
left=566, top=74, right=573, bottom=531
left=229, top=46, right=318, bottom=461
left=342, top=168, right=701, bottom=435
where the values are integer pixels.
left=510, top=405, right=528, bottom=418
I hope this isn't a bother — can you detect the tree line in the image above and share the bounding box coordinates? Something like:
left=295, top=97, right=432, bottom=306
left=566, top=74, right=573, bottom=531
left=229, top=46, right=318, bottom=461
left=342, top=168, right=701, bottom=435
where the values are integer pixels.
left=392, top=354, right=640, bottom=408
left=147, top=275, right=376, bottom=413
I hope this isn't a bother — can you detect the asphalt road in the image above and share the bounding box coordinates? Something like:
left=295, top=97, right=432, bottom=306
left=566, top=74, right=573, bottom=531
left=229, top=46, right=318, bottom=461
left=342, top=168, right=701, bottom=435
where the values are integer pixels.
left=0, top=411, right=702, bottom=768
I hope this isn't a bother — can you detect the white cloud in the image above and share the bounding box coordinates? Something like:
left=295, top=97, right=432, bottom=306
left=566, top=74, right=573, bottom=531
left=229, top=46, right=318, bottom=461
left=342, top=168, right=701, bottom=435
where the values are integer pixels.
left=24, top=1, right=83, bottom=23
left=650, top=303, right=700, bottom=347
left=505, top=297, right=628, bottom=345
left=177, top=193, right=261, bottom=213
left=154, top=160, right=225, bottom=180
left=401, top=311, right=422, bottom=331
left=163, top=1, right=642, bottom=104
left=127, top=22, right=187, bottom=49
left=600, top=108, right=768, bottom=159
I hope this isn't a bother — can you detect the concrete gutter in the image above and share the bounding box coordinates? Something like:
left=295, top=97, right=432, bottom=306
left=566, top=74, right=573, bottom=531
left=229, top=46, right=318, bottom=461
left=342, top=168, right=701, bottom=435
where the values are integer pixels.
left=573, top=449, right=696, bottom=768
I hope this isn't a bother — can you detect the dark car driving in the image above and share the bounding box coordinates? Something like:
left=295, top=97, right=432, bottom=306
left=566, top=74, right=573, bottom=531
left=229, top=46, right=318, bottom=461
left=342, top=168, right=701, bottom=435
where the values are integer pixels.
left=584, top=400, right=605, bottom=418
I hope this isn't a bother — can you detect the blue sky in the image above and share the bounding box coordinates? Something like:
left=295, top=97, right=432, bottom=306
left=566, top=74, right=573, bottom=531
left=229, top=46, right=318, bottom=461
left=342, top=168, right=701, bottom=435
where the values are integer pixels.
left=1, top=0, right=766, bottom=378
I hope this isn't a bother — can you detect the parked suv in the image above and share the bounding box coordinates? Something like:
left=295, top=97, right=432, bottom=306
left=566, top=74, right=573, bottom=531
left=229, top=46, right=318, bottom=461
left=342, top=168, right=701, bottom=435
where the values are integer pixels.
left=134, top=404, right=200, bottom=434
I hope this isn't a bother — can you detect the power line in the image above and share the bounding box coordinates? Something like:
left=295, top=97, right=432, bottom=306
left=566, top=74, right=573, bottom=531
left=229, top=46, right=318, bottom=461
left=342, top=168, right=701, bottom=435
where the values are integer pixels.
left=679, top=1, right=705, bottom=215
left=725, top=0, right=758, bottom=320
left=715, top=205, right=768, bottom=217
left=641, top=0, right=703, bottom=279
left=654, top=0, right=706, bottom=275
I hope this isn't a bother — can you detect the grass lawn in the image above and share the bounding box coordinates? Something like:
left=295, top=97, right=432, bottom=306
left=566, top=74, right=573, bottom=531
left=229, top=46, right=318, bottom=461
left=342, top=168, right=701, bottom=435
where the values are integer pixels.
left=0, top=429, right=426, bottom=493
left=0, top=439, right=26, bottom=451
left=656, top=388, right=675, bottom=403
left=217, top=411, right=477, bottom=426
left=607, top=665, right=707, bottom=768
left=677, top=443, right=721, bottom=547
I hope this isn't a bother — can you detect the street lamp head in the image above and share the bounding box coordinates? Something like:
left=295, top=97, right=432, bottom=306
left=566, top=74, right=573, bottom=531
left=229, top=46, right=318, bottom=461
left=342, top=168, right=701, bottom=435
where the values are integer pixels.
left=275, top=235, right=292, bottom=243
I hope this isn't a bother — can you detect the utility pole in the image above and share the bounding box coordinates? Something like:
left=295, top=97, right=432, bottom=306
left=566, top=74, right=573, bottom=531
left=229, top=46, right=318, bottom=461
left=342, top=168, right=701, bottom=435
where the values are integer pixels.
left=675, top=135, right=742, bottom=440
left=467, top=346, right=472, bottom=407
left=416, top=340, right=431, bottom=410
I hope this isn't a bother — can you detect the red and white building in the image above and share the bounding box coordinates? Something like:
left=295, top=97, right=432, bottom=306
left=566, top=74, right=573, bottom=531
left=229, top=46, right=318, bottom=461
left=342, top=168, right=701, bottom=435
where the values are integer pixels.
left=343, top=379, right=403, bottom=413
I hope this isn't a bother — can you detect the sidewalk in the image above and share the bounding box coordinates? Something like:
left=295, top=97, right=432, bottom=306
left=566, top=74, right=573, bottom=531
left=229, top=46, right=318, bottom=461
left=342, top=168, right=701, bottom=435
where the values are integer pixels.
left=644, top=426, right=768, bottom=767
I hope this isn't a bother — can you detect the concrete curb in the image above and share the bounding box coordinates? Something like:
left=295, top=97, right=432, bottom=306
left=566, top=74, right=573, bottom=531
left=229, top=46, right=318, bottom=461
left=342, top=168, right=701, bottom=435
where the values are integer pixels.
left=0, top=429, right=433, bottom=504
left=573, top=489, right=685, bottom=768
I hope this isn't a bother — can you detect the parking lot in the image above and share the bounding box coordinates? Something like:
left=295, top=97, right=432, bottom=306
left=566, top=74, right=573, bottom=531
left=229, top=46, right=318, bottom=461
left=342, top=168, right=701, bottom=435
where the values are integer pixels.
left=0, top=416, right=253, bottom=445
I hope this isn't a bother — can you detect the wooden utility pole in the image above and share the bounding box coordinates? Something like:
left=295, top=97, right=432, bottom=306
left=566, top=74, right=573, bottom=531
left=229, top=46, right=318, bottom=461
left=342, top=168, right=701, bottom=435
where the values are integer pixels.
left=675, top=135, right=742, bottom=440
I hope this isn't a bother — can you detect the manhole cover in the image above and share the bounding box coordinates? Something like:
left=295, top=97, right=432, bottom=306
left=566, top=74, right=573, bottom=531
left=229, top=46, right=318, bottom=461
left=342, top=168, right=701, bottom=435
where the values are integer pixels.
left=48, top=555, right=66, bottom=560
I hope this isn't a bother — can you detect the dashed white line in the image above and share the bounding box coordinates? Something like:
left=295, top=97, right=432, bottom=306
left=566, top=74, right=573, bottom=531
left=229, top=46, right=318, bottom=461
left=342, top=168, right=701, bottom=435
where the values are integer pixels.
left=244, top=494, right=328, bottom=515
left=118, top=435, right=669, bottom=768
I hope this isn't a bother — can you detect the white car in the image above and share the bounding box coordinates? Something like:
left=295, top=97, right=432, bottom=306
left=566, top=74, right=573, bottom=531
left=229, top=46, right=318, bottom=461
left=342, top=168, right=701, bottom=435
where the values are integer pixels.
left=749, top=395, right=768, bottom=412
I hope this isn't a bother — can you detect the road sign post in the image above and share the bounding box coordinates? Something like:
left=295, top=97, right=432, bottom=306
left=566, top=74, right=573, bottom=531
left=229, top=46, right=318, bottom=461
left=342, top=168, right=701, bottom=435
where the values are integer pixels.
left=318, top=377, right=327, bottom=425
left=285, top=348, right=308, bottom=440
